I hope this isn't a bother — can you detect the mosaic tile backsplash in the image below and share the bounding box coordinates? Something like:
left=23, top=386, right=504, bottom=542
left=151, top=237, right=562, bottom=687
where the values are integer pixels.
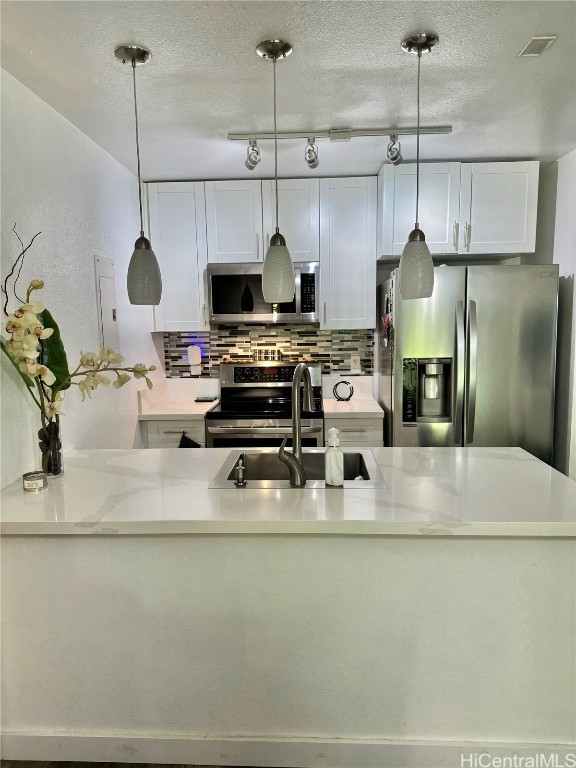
left=163, top=325, right=374, bottom=378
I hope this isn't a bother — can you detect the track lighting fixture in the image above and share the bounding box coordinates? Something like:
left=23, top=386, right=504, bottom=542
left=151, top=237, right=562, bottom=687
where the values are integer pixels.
left=245, top=139, right=261, bottom=170
left=398, top=33, right=438, bottom=301
left=305, top=138, right=319, bottom=169
left=387, top=134, right=403, bottom=166
left=115, top=45, right=162, bottom=306
left=256, top=39, right=295, bottom=304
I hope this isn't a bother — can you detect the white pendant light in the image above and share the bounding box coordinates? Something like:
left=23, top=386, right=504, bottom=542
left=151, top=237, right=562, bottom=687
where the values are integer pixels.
left=398, top=33, right=438, bottom=300
left=115, top=45, right=162, bottom=306
left=256, top=40, right=295, bottom=304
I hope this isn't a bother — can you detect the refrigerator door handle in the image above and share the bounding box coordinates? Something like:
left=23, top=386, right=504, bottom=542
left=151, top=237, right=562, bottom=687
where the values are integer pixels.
left=465, top=299, right=478, bottom=443
left=454, top=300, right=465, bottom=444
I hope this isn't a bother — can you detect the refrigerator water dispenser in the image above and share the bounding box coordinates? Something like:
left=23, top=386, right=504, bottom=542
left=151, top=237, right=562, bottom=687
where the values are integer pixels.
left=402, top=358, right=452, bottom=423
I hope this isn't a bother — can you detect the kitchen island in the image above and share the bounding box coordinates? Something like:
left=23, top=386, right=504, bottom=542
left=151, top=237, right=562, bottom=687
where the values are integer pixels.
left=1, top=447, right=575, bottom=766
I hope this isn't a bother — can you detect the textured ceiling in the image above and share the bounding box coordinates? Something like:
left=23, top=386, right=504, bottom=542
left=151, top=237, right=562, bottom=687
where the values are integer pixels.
left=1, top=1, right=575, bottom=180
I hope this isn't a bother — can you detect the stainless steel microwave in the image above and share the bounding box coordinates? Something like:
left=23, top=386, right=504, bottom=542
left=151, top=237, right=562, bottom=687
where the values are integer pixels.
left=206, top=262, right=319, bottom=324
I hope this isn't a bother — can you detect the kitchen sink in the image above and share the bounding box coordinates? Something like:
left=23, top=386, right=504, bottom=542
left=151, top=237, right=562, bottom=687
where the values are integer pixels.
left=209, top=449, right=387, bottom=489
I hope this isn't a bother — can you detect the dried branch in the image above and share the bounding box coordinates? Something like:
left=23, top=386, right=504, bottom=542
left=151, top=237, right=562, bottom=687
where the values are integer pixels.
left=1, top=225, right=42, bottom=316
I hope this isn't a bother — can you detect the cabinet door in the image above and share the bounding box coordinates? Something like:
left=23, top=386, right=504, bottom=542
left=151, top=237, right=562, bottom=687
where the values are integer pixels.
left=205, top=180, right=263, bottom=262
left=379, top=162, right=461, bottom=256
left=459, top=161, right=539, bottom=254
left=262, top=179, right=320, bottom=262
left=146, top=182, right=208, bottom=332
left=320, top=177, right=377, bottom=329
left=324, top=418, right=383, bottom=447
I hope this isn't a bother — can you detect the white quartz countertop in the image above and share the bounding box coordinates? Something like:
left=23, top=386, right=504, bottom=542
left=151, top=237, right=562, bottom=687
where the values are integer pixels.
left=1, top=448, right=574, bottom=537
left=138, top=398, right=219, bottom=420
left=323, top=397, right=384, bottom=418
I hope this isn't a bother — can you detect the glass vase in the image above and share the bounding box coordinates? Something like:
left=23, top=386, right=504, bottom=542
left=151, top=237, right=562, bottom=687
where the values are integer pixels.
left=38, top=415, right=63, bottom=477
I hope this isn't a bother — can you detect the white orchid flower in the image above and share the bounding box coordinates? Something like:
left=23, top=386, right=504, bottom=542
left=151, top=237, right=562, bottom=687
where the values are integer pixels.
left=80, top=351, right=100, bottom=370
left=78, top=377, right=93, bottom=401
left=112, top=372, right=131, bottom=389
left=6, top=316, right=25, bottom=333
left=132, top=363, right=148, bottom=379
left=33, top=325, right=54, bottom=339
left=46, top=400, right=62, bottom=416
left=99, top=346, right=124, bottom=364
left=29, top=280, right=44, bottom=291
left=22, top=333, right=40, bottom=351
left=14, top=302, right=44, bottom=317
left=37, top=365, right=56, bottom=386
left=20, top=358, right=38, bottom=376
left=91, top=371, right=110, bottom=388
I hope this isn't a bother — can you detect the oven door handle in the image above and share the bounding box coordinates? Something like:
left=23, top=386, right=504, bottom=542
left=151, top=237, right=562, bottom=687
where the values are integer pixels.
left=207, top=426, right=322, bottom=435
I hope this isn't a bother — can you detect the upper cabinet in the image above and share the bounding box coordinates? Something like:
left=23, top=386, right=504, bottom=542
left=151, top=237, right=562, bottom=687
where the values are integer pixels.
left=458, top=162, right=539, bottom=254
left=379, top=162, right=460, bottom=256
left=378, top=160, right=539, bottom=257
left=320, top=177, right=377, bottom=329
left=262, top=178, right=320, bottom=262
left=205, top=180, right=263, bottom=263
left=146, top=182, right=208, bottom=332
left=205, top=179, right=320, bottom=263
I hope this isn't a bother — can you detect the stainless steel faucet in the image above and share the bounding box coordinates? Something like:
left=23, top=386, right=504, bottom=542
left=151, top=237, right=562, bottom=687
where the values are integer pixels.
left=278, top=362, right=315, bottom=487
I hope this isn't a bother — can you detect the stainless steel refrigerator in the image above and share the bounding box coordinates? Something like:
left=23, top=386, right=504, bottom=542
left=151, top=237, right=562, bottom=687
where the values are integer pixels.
left=377, top=265, right=558, bottom=463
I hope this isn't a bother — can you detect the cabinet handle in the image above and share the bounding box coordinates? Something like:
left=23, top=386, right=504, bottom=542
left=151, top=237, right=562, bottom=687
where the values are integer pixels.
left=255, top=232, right=260, bottom=260
left=266, top=232, right=270, bottom=250
left=202, top=304, right=206, bottom=326
left=163, top=430, right=188, bottom=435
left=464, top=222, right=470, bottom=250
left=341, top=428, right=367, bottom=433
left=452, top=221, right=458, bottom=249
left=323, top=301, right=327, bottom=324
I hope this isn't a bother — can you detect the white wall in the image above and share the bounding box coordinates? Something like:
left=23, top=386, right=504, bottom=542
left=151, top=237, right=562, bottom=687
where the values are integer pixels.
left=2, top=535, right=575, bottom=762
left=1, top=70, right=161, bottom=488
left=551, top=149, right=576, bottom=479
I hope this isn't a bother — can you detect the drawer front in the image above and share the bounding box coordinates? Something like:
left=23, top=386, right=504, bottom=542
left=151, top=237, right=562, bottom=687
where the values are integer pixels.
left=325, top=439, right=383, bottom=448
left=145, top=420, right=205, bottom=448
left=325, top=418, right=383, bottom=445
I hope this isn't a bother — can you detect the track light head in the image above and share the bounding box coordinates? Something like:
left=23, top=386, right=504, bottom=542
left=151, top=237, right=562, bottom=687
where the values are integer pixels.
left=245, top=139, right=261, bottom=170
left=305, top=139, right=319, bottom=169
left=387, top=134, right=403, bottom=165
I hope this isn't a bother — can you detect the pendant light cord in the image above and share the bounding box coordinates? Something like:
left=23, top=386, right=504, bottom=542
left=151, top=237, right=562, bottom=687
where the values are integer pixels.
left=273, top=55, right=279, bottom=231
left=415, top=48, right=421, bottom=229
left=132, top=59, right=145, bottom=237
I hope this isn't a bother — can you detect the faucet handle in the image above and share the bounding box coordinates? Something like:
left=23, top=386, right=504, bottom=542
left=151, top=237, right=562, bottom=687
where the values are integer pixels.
left=278, top=435, right=290, bottom=463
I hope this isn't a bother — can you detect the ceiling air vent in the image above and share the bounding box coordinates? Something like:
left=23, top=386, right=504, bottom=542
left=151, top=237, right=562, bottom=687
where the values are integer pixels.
left=519, top=36, right=557, bottom=57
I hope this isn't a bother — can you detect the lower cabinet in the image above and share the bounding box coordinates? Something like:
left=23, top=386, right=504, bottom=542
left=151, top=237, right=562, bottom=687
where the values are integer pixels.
left=324, top=417, right=384, bottom=447
left=140, top=419, right=206, bottom=448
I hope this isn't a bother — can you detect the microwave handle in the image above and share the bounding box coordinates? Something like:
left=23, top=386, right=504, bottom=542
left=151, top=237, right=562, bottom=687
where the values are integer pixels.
left=294, top=267, right=302, bottom=314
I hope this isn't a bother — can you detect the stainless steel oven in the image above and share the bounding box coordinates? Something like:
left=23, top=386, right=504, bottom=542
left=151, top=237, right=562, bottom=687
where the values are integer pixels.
left=205, top=362, right=324, bottom=448
left=206, top=262, right=319, bottom=324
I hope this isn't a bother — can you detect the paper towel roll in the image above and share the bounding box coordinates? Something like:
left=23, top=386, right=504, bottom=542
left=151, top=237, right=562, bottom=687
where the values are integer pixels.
left=187, top=345, right=202, bottom=377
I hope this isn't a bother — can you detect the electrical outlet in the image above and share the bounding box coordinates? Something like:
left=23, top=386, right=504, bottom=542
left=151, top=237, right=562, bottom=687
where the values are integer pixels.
left=350, top=353, right=361, bottom=372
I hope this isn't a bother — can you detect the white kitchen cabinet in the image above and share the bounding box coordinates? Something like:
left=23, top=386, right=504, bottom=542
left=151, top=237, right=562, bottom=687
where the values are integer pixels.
left=378, top=162, right=461, bottom=256
left=146, top=182, right=208, bottom=332
left=319, top=177, right=377, bottom=329
left=140, top=418, right=205, bottom=448
left=324, top=417, right=383, bottom=447
left=262, top=178, right=320, bottom=262
left=458, top=161, right=539, bottom=254
left=205, top=180, right=263, bottom=263
left=378, top=160, right=539, bottom=257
